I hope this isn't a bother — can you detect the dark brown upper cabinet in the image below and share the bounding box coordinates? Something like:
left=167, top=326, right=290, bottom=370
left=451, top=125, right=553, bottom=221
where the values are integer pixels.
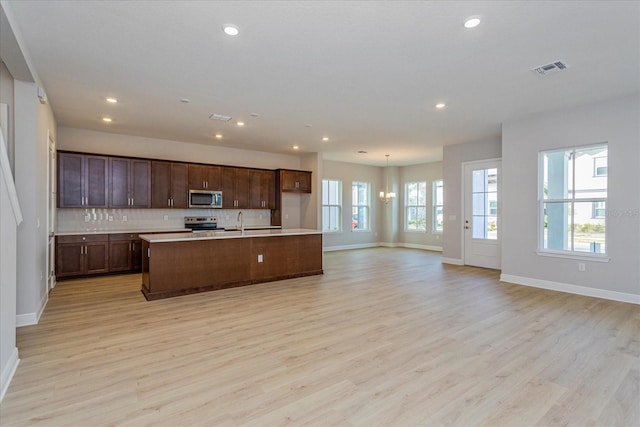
left=188, top=164, right=222, bottom=191
left=58, top=152, right=109, bottom=208
left=151, top=161, right=188, bottom=208
left=109, top=158, right=151, bottom=208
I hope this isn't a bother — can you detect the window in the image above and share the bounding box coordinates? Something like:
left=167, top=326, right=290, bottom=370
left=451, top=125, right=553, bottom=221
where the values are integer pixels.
left=593, top=156, right=607, bottom=177
left=352, top=181, right=370, bottom=231
left=472, top=168, right=498, bottom=240
left=432, top=180, right=443, bottom=232
left=322, top=179, right=342, bottom=232
left=405, top=181, right=427, bottom=231
left=540, top=143, right=607, bottom=255
left=592, top=201, right=606, bottom=219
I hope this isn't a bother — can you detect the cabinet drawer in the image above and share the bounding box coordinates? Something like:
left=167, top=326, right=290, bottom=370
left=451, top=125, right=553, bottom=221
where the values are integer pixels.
left=57, top=234, right=108, bottom=244
left=109, top=233, right=139, bottom=241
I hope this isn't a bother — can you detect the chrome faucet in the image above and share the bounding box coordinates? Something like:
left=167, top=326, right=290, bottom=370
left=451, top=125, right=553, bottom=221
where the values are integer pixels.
left=237, top=211, right=244, bottom=233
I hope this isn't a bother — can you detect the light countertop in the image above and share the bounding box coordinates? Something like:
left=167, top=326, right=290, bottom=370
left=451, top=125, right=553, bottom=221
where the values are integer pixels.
left=139, top=228, right=321, bottom=243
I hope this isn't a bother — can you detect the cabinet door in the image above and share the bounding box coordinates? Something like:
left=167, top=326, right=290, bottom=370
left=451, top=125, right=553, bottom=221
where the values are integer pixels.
left=265, top=170, right=276, bottom=209
left=235, top=168, right=250, bottom=209
left=56, top=242, right=84, bottom=277
left=280, top=170, right=298, bottom=192
left=249, top=170, right=263, bottom=209
left=151, top=161, right=172, bottom=208
left=58, top=153, right=84, bottom=207
left=130, top=159, right=151, bottom=207
left=109, top=157, right=130, bottom=207
left=205, top=166, right=222, bottom=191
left=131, top=239, right=143, bottom=271
left=221, top=167, right=236, bottom=208
left=86, top=242, right=109, bottom=274
left=171, top=163, right=189, bottom=208
left=85, top=155, right=109, bottom=207
left=109, top=240, right=132, bottom=272
left=188, top=164, right=207, bottom=190
left=297, top=171, right=311, bottom=193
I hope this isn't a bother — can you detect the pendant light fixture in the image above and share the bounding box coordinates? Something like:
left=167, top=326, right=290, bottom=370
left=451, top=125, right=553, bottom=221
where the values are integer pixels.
left=380, top=154, right=396, bottom=204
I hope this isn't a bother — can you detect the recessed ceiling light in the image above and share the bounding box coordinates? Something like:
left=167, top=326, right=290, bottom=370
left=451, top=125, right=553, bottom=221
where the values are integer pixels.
left=105, top=97, right=118, bottom=103
left=292, top=145, right=299, bottom=150
left=180, top=98, right=190, bottom=103
left=464, top=16, right=481, bottom=28
left=215, top=134, right=223, bottom=139
left=237, top=121, right=245, bottom=126
left=250, top=113, right=259, bottom=117
left=102, top=117, right=113, bottom=123
left=305, top=124, right=312, bottom=128
left=322, top=137, right=329, bottom=142
left=357, top=150, right=368, bottom=154
left=223, top=24, right=239, bottom=36
left=435, top=103, right=446, bottom=109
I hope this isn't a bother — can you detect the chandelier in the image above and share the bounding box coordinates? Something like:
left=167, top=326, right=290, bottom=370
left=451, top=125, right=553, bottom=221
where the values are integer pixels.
left=379, top=154, right=396, bottom=204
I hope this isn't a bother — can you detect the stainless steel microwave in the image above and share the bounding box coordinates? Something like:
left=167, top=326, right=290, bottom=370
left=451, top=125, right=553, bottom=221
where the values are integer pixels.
left=189, top=190, right=222, bottom=208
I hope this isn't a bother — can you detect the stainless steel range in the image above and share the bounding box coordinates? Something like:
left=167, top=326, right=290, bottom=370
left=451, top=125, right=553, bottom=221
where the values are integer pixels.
left=184, top=216, right=220, bottom=232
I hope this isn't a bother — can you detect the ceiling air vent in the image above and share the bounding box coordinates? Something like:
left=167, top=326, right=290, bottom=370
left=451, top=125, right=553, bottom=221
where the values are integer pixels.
left=209, top=113, right=232, bottom=122
left=532, top=60, right=569, bottom=76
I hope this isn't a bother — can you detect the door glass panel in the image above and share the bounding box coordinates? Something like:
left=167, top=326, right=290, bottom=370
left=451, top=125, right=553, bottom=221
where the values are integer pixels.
left=471, top=168, right=498, bottom=240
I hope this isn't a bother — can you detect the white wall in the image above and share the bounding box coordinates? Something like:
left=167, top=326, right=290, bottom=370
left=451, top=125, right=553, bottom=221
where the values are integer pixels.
left=442, top=138, right=502, bottom=263
left=399, top=162, right=443, bottom=250
left=58, top=127, right=301, bottom=170
left=322, top=160, right=383, bottom=250
left=0, top=62, right=14, bottom=170
left=501, top=94, right=640, bottom=302
left=14, top=79, right=57, bottom=326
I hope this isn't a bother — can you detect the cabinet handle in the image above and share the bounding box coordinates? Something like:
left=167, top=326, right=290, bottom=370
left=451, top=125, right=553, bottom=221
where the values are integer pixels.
left=171, top=198, right=174, bottom=207
left=168, top=198, right=171, bottom=206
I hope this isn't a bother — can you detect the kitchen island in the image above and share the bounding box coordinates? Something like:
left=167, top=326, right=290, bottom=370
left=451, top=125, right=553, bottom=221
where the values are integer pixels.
left=139, top=229, right=322, bottom=300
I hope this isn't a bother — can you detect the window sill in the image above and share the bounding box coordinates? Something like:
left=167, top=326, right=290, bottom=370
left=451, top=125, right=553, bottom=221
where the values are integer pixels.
left=404, top=229, right=427, bottom=233
left=536, top=250, right=610, bottom=263
left=351, top=229, right=371, bottom=233
left=432, top=230, right=443, bottom=234
left=322, top=230, right=343, bottom=234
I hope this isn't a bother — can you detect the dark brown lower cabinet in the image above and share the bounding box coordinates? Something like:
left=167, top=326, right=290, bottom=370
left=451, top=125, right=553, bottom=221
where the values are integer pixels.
left=109, top=233, right=143, bottom=273
left=57, top=232, right=147, bottom=280
left=56, top=235, right=109, bottom=279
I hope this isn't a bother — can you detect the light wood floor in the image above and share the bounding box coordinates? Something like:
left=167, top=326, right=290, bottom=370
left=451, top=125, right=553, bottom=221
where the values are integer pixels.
left=1, top=248, right=638, bottom=426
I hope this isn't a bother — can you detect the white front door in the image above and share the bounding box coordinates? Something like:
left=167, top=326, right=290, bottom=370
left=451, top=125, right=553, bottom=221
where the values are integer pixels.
left=463, top=160, right=501, bottom=269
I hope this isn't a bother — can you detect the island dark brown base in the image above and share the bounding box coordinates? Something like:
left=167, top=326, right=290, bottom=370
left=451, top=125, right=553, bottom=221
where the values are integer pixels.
left=141, top=233, right=323, bottom=300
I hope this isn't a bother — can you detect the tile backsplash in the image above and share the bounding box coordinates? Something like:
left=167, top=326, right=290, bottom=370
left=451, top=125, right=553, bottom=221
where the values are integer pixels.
left=56, top=208, right=272, bottom=233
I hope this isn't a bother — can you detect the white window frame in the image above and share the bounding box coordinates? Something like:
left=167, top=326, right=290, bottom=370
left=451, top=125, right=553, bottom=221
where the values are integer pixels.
left=351, top=181, right=370, bottom=232
left=405, top=181, right=427, bottom=232
left=432, top=179, right=443, bottom=233
left=538, top=143, right=608, bottom=260
left=322, top=179, right=342, bottom=232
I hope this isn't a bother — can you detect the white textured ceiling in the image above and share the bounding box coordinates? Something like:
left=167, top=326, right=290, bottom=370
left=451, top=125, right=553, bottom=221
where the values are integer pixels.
left=5, top=1, right=640, bottom=166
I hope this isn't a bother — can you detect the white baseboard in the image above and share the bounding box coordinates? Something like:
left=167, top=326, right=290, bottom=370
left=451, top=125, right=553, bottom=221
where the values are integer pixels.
left=324, top=243, right=379, bottom=252
left=16, top=289, right=48, bottom=327
left=401, top=243, right=443, bottom=252
left=0, top=347, right=19, bottom=402
left=441, top=257, right=464, bottom=265
left=324, top=242, right=443, bottom=252
left=500, top=274, right=640, bottom=305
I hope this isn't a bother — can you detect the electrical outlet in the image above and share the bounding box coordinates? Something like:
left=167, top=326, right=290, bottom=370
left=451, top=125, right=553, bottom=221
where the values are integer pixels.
left=122, top=215, right=128, bottom=221
left=578, top=263, right=586, bottom=272
left=435, top=234, right=440, bottom=240
left=108, top=215, right=114, bottom=221
left=163, top=215, right=169, bottom=220
left=285, top=214, right=289, bottom=220
left=84, top=215, right=90, bottom=222
left=258, top=254, right=263, bottom=263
